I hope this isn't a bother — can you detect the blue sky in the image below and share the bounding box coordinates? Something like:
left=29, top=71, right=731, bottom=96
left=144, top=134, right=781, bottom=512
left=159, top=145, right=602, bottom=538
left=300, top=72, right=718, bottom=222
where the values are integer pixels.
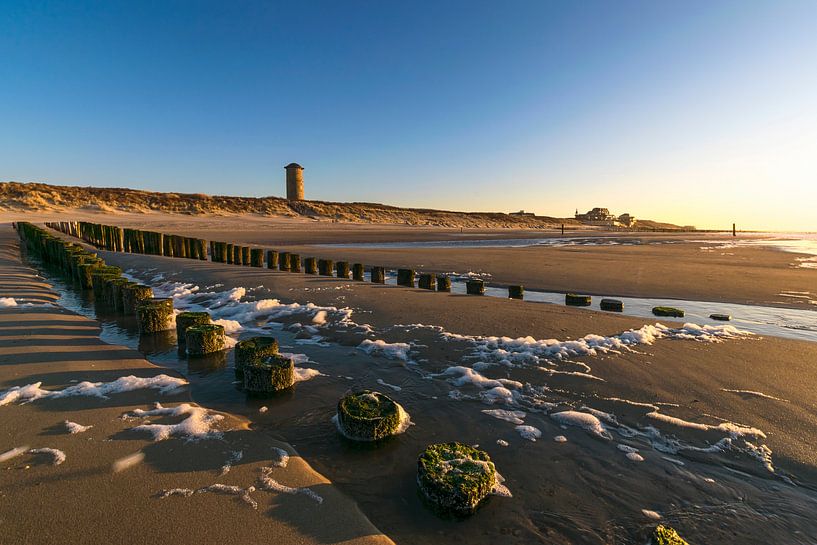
left=2, top=1, right=816, bottom=230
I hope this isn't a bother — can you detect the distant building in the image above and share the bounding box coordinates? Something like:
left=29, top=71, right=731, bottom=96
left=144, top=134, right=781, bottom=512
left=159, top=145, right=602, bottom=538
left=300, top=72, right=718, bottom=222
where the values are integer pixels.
left=575, top=207, right=637, bottom=228
left=510, top=209, right=536, bottom=217
left=285, top=163, right=304, bottom=201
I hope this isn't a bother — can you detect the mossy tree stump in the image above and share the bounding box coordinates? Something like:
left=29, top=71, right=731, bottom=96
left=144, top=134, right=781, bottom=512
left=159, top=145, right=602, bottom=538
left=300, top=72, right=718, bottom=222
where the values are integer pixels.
left=600, top=298, right=623, bottom=312
left=466, top=279, right=485, bottom=295
left=185, top=324, right=226, bottom=356
left=176, top=311, right=212, bottom=341
left=243, top=355, right=294, bottom=394
left=653, top=306, right=685, bottom=317
left=266, top=249, right=279, bottom=269
left=437, top=276, right=451, bottom=292
left=418, top=273, right=436, bottom=290
left=250, top=248, right=264, bottom=267
left=304, top=257, right=318, bottom=274
left=123, top=284, right=154, bottom=314
left=417, top=442, right=496, bottom=516
left=370, top=266, right=385, bottom=284
left=508, top=285, right=524, bottom=299
left=397, top=269, right=414, bottom=287
left=235, top=336, right=280, bottom=373
left=336, top=390, right=405, bottom=441
left=336, top=261, right=350, bottom=279
left=565, top=293, right=592, bottom=306
left=136, top=298, right=175, bottom=333
left=352, top=263, right=365, bottom=281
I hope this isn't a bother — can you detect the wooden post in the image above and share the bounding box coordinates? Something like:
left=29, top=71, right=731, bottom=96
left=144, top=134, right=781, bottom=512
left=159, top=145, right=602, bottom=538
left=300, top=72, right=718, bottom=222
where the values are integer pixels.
left=733, top=223, right=736, bottom=237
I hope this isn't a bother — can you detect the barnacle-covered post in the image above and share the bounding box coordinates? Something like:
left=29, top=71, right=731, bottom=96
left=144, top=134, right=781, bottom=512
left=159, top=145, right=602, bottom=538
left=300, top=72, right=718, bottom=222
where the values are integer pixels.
left=250, top=248, right=264, bottom=267
left=565, top=293, right=592, bottom=306
left=289, top=254, right=301, bottom=272
left=266, top=249, right=279, bottom=269
left=466, top=279, right=485, bottom=295
left=279, top=252, right=291, bottom=271
left=123, top=284, right=154, bottom=314
left=304, top=257, right=318, bottom=274
left=397, top=269, right=414, bottom=287
left=437, top=276, right=451, bottom=292
left=352, top=263, right=365, bottom=281
left=175, top=311, right=212, bottom=342
left=243, top=355, right=294, bottom=393
left=418, top=273, right=436, bottom=290
left=336, top=390, right=406, bottom=441
left=185, top=324, right=226, bottom=356
left=600, top=298, right=623, bottom=312
left=370, top=266, right=385, bottom=284
left=136, top=298, right=175, bottom=333
left=234, top=336, right=280, bottom=374
left=508, top=285, right=524, bottom=300
left=417, top=442, right=496, bottom=516
left=318, top=259, right=334, bottom=276
left=336, top=261, right=350, bottom=279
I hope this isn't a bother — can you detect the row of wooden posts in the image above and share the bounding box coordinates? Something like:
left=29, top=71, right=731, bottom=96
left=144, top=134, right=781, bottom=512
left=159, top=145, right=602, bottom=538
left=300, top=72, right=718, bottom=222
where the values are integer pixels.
left=45, top=220, right=631, bottom=308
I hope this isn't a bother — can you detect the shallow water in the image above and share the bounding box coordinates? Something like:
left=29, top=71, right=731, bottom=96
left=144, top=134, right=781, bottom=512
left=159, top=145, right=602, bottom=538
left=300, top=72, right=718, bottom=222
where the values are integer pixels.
left=26, top=254, right=817, bottom=545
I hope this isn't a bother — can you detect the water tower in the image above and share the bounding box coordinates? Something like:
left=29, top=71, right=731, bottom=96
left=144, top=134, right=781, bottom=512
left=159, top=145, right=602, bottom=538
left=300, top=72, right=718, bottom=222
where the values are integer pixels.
left=284, top=163, right=304, bottom=201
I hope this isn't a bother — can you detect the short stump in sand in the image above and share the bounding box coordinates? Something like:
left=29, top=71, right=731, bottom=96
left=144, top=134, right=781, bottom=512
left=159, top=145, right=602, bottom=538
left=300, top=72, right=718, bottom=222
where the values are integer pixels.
left=397, top=268, right=415, bottom=287
left=136, top=298, right=175, bottom=333
left=370, top=266, right=385, bottom=284
left=600, top=298, right=623, bottom=312
left=176, top=311, right=211, bottom=341
left=565, top=293, right=591, bottom=306
left=336, top=261, right=350, bottom=278
left=352, top=263, right=365, bottom=281
left=123, top=284, right=154, bottom=314
left=337, top=390, right=404, bottom=442
left=304, top=257, right=318, bottom=274
left=652, top=306, right=685, bottom=318
left=466, top=279, right=485, bottom=295
left=417, top=442, right=495, bottom=516
left=508, top=285, right=524, bottom=299
left=710, top=313, right=731, bottom=321
left=185, top=324, right=226, bottom=356
left=418, top=273, right=436, bottom=290
left=243, top=354, right=294, bottom=393
left=235, top=336, right=280, bottom=373
left=436, top=276, right=451, bottom=292
left=250, top=248, right=264, bottom=267
left=652, top=525, right=689, bottom=545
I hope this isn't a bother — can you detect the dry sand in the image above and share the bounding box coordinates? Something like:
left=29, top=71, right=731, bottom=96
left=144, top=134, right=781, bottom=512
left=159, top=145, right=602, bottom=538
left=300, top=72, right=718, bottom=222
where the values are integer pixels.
left=0, top=227, right=392, bottom=545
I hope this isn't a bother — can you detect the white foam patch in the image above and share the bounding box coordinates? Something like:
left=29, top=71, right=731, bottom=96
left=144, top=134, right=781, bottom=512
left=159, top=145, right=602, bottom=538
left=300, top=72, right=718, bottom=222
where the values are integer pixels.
left=220, top=450, right=243, bottom=475
left=0, top=374, right=187, bottom=407
left=271, top=447, right=289, bottom=468
left=29, top=447, right=66, bottom=465
left=312, top=310, right=327, bottom=325
left=112, top=452, right=145, bottom=472
left=258, top=467, right=323, bottom=504
left=64, top=420, right=92, bottom=434
left=438, top=366, right=523, bottom=391
left=496, top=439, right=509, bottom=447
left=550, top=411, right=612, bottom=440
left=357, top=339, right=412, bottom=361
left=0, top=446, right=29, bottom=463
left=642, top=509, right=662, bottom=520
left=259, top=406, right=268, bottom=413
left=554, top=435, right=568, bottom=443
left=127, top=402, right=225, bottom=441
left=617, top=444, right=644, bottom=462
left=0, top=297, right=18, bottom=308
left=482, top=409, right=526, bottom=425
left=376, top=378, right=402, bottom=392
left=293, top=368, right=323, bottom=382
left=721, top=388, right=789, bottom=402
left=515, top=425, right=542, bottom=441
left=160, top=483, right=259, bottom=509
left=645, top=410, right=766, bottom=438
left=213, top=319, right=242, bottom=334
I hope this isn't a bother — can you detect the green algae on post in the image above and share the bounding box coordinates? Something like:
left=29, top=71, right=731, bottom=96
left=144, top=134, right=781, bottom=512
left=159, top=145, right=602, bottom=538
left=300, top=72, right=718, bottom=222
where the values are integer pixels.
left=397, top=268, right=414, bottom=287
left=436, top=275, right=452, bottom=292
left=318, top=258, right=334, bottom=276
left=652, top=525, right=689, bottom=545
left=652, top=306, right=685, bottom=317
left=336, top=390, right=405, bottom=442
left=289, top=253, right=301, bottom=272
left=370, top=266, right=385, bottom=284
left=508, top=285, right=524, bottom=299
left=234, top=336, right=280, bottom=373
left=243, top=354, right=294, bottom=393
left=250, top=248, right=264, bottom=267
left=600, top=298, right=623, bottom=312
left=136, top=298, right=174, bottom=333
left=418, top=273, right=436, bottom=290
left=352, top=263, right=365, bottom=281
left=185, top=324, right=226, bottom=356
left=417, top=442, right=496, bottom=516
left=710, top=313, right=731, bottom=321
left=122, top=284, right=154, bottom=314
left=279, top=252, right=291, bottom=271
left=304, top=257, right=318, bottom=274
left=336, top=261, right=350, bottom=279
left=466, top=279, right=485, bottom=295
left=266, top=249, right=279, bottom=269
left=175, top=311, right=211, bottom=341
left=565, top=293, right=592, bottom=306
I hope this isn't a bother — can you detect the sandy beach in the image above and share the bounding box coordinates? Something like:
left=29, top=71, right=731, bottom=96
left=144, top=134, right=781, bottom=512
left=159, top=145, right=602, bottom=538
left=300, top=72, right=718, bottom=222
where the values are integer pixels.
left=0, top=226, right=392, bottom=545
left=3, top=213, right=816, bottom=544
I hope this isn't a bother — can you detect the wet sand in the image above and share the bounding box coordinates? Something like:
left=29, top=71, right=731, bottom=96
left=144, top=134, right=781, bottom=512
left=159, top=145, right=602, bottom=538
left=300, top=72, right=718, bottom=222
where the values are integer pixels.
left=35, top=225, right=817, bottom=545
left=0, top=228, right=392, bottom=545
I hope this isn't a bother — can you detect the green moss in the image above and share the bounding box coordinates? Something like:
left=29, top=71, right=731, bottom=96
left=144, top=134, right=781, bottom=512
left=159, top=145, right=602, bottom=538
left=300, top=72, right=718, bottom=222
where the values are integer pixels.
left=122, top=284, right=154, bottom=314
left=176, top=311, right=211, bottom=340
left=136, top=298, right=174, bottom=333
left=397, top=268, right=414, bottom=287
left=652, top=525, right=689, bottom=545
left=185, top=324, right=226, bottom=356
left=565, top=293, right=592, bottom=306
left=235, top=336, right=279, bottom=373
left=337, top=390, right=402, bottom=441
left=652, top=306, right=685, bottom=317
left=417, top=442, right=496, bottom=516
left=105, top=277, right=130, bottom=309
left=600, top=298, right=623, bottom=312
left=243, top=354, right=294, bottom=393
left=466, top=279, right=485, bottom=295
left=418, top=273, right=436, bottom=290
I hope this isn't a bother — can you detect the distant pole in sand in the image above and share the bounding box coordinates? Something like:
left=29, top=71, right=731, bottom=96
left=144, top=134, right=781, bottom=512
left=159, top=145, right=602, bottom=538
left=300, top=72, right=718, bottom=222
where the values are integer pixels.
left=733, top=223, right=736, bottom=237
left=561, top=224, right=564, bottom=236
left=285, top=163, right=305, bottom=201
